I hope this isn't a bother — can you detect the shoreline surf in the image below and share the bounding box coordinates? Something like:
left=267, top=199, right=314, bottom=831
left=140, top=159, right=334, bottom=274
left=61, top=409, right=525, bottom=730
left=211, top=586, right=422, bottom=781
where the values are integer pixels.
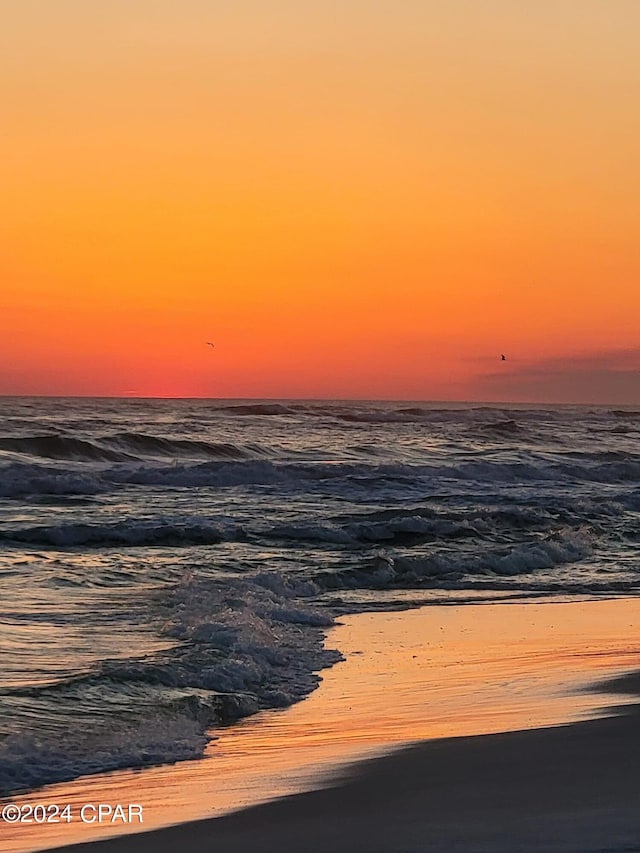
left=2, top=595, right=639, bottom=852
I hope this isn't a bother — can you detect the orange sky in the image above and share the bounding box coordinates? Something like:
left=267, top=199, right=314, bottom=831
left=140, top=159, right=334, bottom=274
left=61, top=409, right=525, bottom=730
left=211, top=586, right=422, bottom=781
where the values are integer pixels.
left=2, top=1, right=639, bottom=401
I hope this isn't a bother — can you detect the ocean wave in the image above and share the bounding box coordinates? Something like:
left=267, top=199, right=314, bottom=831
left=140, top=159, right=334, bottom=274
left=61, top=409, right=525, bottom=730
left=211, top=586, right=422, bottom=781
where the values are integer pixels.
left=4, top=450, right=640, bottom=501
left=0, top=435, right=130, bottom=463
left=0, top=521, right=232, bottom=548
left=329, top=406, right=562, bottom=426
left=336, top=412, right=425, bottom=424
left=610, top=410, right=640, bottom=419
left=478, top=419, right=524, bottom=437
left=0, top=432, right=257, bottom=465
left=0, top=573, right=339, bottom=796
left=269, top=508, right=548, bottom=547
left=0, top=463, right=106, bottom=499
left=0, top=459, right=420, bottom=499
left=315, top=531, right=594, bottom=590
left=218, top=403, right=296, bottom=416
left=0, top=502, right=559, bottom=549
left=102, top=432, right=253, bottom=460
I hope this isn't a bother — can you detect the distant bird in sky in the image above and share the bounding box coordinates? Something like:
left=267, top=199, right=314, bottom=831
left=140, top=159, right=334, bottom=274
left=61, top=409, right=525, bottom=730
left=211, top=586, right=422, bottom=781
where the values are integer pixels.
left=501, top=354, right=506, bottom=361
left=206, top=342, right=215, bottom=348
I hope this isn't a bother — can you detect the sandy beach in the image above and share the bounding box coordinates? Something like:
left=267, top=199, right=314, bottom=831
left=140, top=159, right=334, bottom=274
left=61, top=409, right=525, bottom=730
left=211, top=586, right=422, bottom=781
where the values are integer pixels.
left=52, top=709, right=640, bottom=853
left=3, top=595, right=639, bottom=853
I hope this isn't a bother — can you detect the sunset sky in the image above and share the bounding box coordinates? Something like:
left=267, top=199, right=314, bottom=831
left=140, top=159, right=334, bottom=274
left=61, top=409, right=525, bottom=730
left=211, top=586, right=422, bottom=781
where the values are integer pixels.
left=2, top=1, right=639, bottom=402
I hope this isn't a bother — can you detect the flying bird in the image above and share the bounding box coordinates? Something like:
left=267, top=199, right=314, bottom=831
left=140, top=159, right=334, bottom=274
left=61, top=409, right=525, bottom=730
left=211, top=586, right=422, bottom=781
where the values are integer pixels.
left=206, top=342, right=215, bottom=348
left=501, top=354, right=506, bottom=361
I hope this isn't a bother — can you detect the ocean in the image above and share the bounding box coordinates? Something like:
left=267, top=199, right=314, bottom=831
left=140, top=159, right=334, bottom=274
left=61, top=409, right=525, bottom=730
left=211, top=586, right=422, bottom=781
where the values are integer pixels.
left=1, top=397, right=639, bottom=797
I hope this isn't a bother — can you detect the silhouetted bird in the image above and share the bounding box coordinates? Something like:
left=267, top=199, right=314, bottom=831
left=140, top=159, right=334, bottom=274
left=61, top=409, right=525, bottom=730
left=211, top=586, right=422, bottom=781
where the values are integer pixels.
left=206, top=342, right=215, bottom=348
left=501, top=354, right=506, bottom=361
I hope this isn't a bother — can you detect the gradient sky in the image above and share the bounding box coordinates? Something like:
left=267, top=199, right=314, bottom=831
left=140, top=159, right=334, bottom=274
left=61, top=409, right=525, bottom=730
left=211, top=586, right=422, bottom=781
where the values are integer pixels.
left=2, top=1, right=639, bottom=401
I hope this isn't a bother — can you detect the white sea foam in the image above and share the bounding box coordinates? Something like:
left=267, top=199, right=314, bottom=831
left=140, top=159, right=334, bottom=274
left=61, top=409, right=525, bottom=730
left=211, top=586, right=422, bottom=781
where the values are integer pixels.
left=0, top=572, right=339, bottom=796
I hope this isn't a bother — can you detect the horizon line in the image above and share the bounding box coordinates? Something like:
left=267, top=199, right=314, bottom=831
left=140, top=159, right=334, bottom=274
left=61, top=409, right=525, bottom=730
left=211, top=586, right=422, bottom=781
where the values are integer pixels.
left=0, top=393, right=638, bottom=408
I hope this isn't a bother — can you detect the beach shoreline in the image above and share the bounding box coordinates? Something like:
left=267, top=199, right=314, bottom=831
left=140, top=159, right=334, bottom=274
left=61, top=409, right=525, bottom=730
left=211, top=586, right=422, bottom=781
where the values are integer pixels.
left=49, top=709, right=640, bottom=853
left=3, top=595, right=639, bottom=853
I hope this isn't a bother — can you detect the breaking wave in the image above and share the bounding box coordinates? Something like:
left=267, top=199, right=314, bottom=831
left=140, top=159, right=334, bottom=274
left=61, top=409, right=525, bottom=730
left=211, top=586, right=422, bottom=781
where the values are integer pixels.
left=315, top=531, right=594, bottom=590
left=0, top=435, right=129, bottom=463
left=4, top=451, right=640, bottom=501
left=0, top=432, right=257, bottom=464
left=0, top=573, right=339, bottom=796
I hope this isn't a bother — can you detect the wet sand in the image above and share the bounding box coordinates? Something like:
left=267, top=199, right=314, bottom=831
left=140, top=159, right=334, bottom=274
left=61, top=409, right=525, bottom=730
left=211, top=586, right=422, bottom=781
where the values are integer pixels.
left=3, top=596, right=640, bottom=852
left=53, top=708, right=640, bottom=853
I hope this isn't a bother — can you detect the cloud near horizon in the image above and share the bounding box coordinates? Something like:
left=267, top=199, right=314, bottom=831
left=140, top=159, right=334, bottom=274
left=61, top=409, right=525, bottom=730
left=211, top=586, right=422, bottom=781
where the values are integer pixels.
left=475, top=349, right=640, bottom=405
